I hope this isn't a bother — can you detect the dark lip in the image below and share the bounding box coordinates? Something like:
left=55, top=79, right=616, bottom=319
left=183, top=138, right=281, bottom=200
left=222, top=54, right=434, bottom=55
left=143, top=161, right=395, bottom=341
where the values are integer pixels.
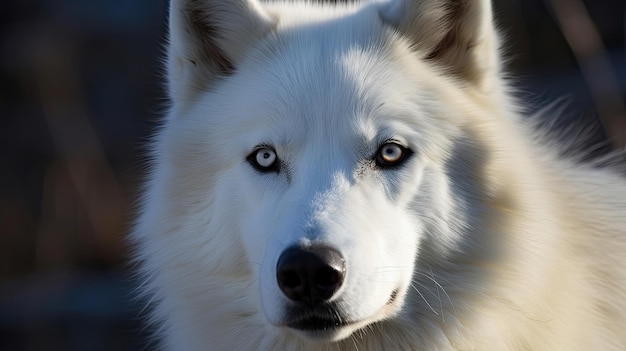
left=283, top=289, right=399, bottom=332
left=284, top=304, right=351, bottom=331
left=287, top=316, right=345, bottom=331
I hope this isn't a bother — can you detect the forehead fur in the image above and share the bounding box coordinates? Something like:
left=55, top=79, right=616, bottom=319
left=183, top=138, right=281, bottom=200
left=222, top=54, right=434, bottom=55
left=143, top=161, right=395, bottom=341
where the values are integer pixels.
left=173, top=2, right=473, bottom=167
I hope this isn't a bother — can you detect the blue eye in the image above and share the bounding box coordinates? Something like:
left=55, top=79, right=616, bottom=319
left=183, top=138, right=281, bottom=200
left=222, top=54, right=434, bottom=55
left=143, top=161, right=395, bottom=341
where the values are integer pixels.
left=247, top=147, right=280, bottom=173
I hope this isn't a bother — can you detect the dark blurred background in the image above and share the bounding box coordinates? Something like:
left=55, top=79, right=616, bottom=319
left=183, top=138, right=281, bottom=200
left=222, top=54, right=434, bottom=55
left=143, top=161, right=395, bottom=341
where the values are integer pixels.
left=0, top=0, right=624, bottom=350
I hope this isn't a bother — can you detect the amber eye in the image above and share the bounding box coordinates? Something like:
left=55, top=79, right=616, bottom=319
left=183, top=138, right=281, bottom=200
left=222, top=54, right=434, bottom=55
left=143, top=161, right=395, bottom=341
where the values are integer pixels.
left=375, top=142, right=411, bottom=168
left=247, top=147, right=280, bottom=173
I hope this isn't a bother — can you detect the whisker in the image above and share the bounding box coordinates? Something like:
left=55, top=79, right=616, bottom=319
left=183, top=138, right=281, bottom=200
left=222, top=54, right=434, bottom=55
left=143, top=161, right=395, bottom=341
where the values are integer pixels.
left=410, top=283, right=439, bottom=316
left=414, top=268, right=457, bottom=317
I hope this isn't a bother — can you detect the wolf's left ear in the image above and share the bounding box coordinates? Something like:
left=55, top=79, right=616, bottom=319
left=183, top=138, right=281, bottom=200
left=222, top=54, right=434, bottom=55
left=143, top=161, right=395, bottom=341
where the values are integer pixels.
left=379, top=0, right=499, bottom=90
left=167, top=0, right=276, bottom=103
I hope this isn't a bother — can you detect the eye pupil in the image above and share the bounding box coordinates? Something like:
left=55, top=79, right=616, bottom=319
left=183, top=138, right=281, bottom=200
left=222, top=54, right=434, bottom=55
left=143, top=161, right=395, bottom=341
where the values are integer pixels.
left=376, top=142, right=410, bottom=168
left=248, top=147, right=279, bottom=173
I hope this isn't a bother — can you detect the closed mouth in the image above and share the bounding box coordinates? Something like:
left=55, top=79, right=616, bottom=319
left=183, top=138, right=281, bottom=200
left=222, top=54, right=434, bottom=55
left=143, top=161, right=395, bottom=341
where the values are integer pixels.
left=280, top=289, right=400, bottom=340
left=284, top=314, right=362, bottom=341
left=284, top=304, right=352, bottom=332
left=284, top=288, right=400, bottom=332
left=288, top=315, right=347, bottom=331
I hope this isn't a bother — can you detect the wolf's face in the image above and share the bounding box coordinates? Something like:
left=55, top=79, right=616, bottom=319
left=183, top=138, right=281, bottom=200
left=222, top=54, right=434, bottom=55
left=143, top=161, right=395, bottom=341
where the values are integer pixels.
left=154, top=0, right=500, bottom=343
left=227, top=35, right=462, bottom=342
left=171, top=33, right=466, bottom=342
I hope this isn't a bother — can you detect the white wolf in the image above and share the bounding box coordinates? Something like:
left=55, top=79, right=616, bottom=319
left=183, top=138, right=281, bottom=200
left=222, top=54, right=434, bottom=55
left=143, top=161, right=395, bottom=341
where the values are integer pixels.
left=132, top=0, right=626, bottom=349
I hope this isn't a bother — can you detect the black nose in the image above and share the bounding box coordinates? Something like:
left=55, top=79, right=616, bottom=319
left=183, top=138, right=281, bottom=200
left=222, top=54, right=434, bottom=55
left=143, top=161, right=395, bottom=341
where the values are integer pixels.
left=276, top=246, right=345, bottom=306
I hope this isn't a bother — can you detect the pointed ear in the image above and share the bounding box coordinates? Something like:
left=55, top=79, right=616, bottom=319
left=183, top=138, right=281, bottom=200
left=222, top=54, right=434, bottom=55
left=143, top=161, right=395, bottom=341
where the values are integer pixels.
left=379, top=0, right=499, bottom=90
left=167, top=0, right=276, bottom=102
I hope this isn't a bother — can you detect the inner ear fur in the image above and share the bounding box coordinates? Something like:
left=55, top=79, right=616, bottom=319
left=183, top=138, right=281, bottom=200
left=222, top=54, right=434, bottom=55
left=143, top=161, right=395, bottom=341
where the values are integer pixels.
left=379, top=0, right=499, bottom=89
left=167, top=0, right=276, bottom=101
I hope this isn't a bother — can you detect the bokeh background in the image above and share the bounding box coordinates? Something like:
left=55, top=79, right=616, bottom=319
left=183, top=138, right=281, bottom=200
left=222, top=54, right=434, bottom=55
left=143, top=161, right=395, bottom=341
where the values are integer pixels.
left=1, top=0, right=624, bottom=350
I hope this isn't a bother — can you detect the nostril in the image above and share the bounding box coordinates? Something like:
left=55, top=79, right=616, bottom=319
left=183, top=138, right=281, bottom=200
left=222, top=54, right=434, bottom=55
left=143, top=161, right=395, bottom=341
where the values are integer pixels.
left=316, top=266, right=341, bottom=288
left=276, top=245, right=345, bottom=306
left=278, top=270, right=301, bottom=289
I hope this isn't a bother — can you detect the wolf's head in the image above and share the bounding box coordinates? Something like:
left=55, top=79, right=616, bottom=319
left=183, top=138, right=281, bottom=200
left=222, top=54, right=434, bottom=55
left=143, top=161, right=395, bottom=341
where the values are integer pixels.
left=141, top=0, right=513, bottom=346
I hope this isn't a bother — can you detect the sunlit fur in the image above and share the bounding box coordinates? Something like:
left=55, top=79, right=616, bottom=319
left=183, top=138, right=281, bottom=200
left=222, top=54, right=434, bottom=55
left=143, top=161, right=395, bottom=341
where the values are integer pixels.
left=132, top=0, right=626, bottom=350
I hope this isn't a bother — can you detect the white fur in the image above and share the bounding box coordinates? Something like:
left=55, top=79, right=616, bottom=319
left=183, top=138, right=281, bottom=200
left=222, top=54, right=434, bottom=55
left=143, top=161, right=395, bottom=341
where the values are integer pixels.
left=132, top=0, right=626, bottom=349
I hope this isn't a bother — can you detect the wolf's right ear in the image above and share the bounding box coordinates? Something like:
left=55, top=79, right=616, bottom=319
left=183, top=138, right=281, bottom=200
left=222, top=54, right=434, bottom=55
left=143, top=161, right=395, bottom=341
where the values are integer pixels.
left=167, top=0, right=276, bottom=103
left=378, top=0, right=499, bottom=91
